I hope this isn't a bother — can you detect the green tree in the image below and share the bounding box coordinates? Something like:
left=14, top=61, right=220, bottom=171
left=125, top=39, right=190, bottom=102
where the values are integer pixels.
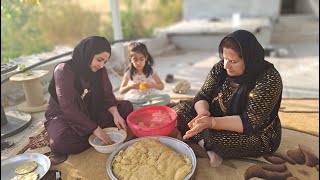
left=1, top=0, right=52, bottom=62
left=120, top=0, right=147, bottom=39
left=36, top=0, right=108, bottom=46
left=120, top=0, right=182, bottom=39
left=1, top=0, right=182, bottom=63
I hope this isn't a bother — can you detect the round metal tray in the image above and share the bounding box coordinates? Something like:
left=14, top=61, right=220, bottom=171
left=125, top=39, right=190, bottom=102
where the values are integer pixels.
left=106, top=136, right=196, bottom=180
left=1, top=153, right=51, bottom=179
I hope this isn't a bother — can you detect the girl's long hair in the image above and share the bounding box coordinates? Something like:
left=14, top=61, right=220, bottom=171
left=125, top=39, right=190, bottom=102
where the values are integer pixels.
left=125, top=42, right=154, bottom=80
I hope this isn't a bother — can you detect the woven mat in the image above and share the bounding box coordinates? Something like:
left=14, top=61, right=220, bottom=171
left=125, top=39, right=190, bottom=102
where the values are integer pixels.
left=24, top=129, right=318, bottom=180
left=18, top=98, right=319, bottom=179
left=280, top=98, right=319, bottom=113
left=280, top=112, right=319, bottom=136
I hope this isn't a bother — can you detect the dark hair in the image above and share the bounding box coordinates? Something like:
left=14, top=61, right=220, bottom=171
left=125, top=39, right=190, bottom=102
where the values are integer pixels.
left=219, top=37, right=242, bottom=60
left=126, top=42, right=154, bottom=80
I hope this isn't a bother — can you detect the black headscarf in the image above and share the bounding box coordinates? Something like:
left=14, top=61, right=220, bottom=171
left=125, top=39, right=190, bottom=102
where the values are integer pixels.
left=217, top=30, right=274, bottom=115
left=48, top=36, right=111, bottom=121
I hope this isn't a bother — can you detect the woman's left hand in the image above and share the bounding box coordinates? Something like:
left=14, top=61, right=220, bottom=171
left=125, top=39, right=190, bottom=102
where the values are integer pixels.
left=113, top=115, right=127, bottom=131
left=183, top=116, right=212, bottom=140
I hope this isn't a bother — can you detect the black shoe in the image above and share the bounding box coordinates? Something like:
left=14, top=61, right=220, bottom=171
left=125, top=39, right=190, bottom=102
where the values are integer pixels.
left=165, top=74, right=174, bottom=83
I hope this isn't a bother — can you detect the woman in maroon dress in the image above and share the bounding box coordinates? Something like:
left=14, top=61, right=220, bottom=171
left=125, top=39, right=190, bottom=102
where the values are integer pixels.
left=45, top=36, right=133, bottom=154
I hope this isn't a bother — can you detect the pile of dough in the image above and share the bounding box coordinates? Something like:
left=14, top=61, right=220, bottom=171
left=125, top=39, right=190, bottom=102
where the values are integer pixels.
left=112, top=138, right=192, bottom=180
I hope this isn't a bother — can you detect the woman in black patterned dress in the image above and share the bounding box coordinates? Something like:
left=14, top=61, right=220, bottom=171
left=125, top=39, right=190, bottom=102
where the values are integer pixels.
left=173, top=30, right=283, bottom=167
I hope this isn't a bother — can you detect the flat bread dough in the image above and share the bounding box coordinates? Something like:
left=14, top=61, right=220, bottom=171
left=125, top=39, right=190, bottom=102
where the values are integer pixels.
left=112, top=138, right=192, bottom=180
left=15, top=161, right=38, bottom=175
left=19, top=172, right=39, bottom=180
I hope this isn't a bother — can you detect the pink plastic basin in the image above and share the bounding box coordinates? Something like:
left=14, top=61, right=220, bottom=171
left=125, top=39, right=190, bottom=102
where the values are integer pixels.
left=127, top=105, right=177, bottom=137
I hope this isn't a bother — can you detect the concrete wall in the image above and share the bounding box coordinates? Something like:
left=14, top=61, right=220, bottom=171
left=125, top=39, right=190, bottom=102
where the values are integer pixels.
left=157, top=17, right=273, bottom=50
left=184, top=0, right=281, bottom=21
left=167, top=27, right=272, bottom=51
left=270, top=14, right=319, bottom=44
left=295, top=0, right=319, bottom=19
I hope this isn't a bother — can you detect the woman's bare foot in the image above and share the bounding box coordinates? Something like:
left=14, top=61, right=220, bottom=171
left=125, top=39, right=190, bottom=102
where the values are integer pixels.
left=198, top=139, right=223, bottom=167
left=198, top=139, right=205, bottom=148
left=207, top=150, right=223, bottom=167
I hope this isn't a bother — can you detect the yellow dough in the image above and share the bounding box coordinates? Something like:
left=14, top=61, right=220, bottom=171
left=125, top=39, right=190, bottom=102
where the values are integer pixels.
left=112, top=138, right=192, bottom=180
left=15, top=161, right=38, bottom=175
left=19, top=172, right=39, bottom=180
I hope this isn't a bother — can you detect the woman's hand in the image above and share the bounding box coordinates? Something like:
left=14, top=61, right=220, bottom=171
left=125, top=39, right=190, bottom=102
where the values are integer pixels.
left=187, top=111, right=211, bottom=129
left=194, top=100, right=210, bottom=120
left=108, top=106, right=127, bottom=131
left=183, top=116, right=214, bottom=140
left=113, top=114, right=127, bottom=131
left=93, top=126, right=114, bottom=145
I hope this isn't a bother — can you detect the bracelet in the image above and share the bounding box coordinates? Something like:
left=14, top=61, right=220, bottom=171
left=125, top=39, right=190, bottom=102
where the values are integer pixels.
left=211, top=117, right=216, bottom=129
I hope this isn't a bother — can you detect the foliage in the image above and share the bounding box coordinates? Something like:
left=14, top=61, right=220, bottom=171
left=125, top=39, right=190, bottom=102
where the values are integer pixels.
left=1, top=0, right=52, bottom=62
left=144, top=0, right=183, bottom=35
left=120, top=0, right=182, bottom=39
left=1, top=0, right=109, bottom=62
left=36, top=0, right=110, bottom=46
left=154, top=0, right=183, bottom=28
left=120, top=0, right=147, bottom=39
left=17, top=64, right=26, bottom=71
left=1, top=0, right=182, bottom=63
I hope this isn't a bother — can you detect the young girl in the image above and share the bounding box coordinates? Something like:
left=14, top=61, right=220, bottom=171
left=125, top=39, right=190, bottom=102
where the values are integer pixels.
left=119, top=42, right=170, bottom=109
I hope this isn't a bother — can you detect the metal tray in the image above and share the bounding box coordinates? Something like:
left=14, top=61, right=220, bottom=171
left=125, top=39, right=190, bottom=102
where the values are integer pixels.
left=106, top=136, right=196, bottom=180
left=1, top=153, right=51, bottom=179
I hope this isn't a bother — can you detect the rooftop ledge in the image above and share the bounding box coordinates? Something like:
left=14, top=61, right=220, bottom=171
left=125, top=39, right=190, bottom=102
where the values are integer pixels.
left=157, top=17, right=272, bottom=35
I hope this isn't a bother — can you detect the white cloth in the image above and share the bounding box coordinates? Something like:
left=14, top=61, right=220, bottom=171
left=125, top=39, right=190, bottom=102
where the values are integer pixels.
left=123, top=71, right=160, bottom=100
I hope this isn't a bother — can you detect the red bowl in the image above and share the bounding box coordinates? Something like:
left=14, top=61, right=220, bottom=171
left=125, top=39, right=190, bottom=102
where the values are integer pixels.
left=127, top=105, right=177, bottom=137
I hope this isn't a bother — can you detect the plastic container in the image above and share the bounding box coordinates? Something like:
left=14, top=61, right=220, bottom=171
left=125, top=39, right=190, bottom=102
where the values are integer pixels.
left=127, top=105, right=177, bottom=137
left=88, top=127, right=127, bottom=153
